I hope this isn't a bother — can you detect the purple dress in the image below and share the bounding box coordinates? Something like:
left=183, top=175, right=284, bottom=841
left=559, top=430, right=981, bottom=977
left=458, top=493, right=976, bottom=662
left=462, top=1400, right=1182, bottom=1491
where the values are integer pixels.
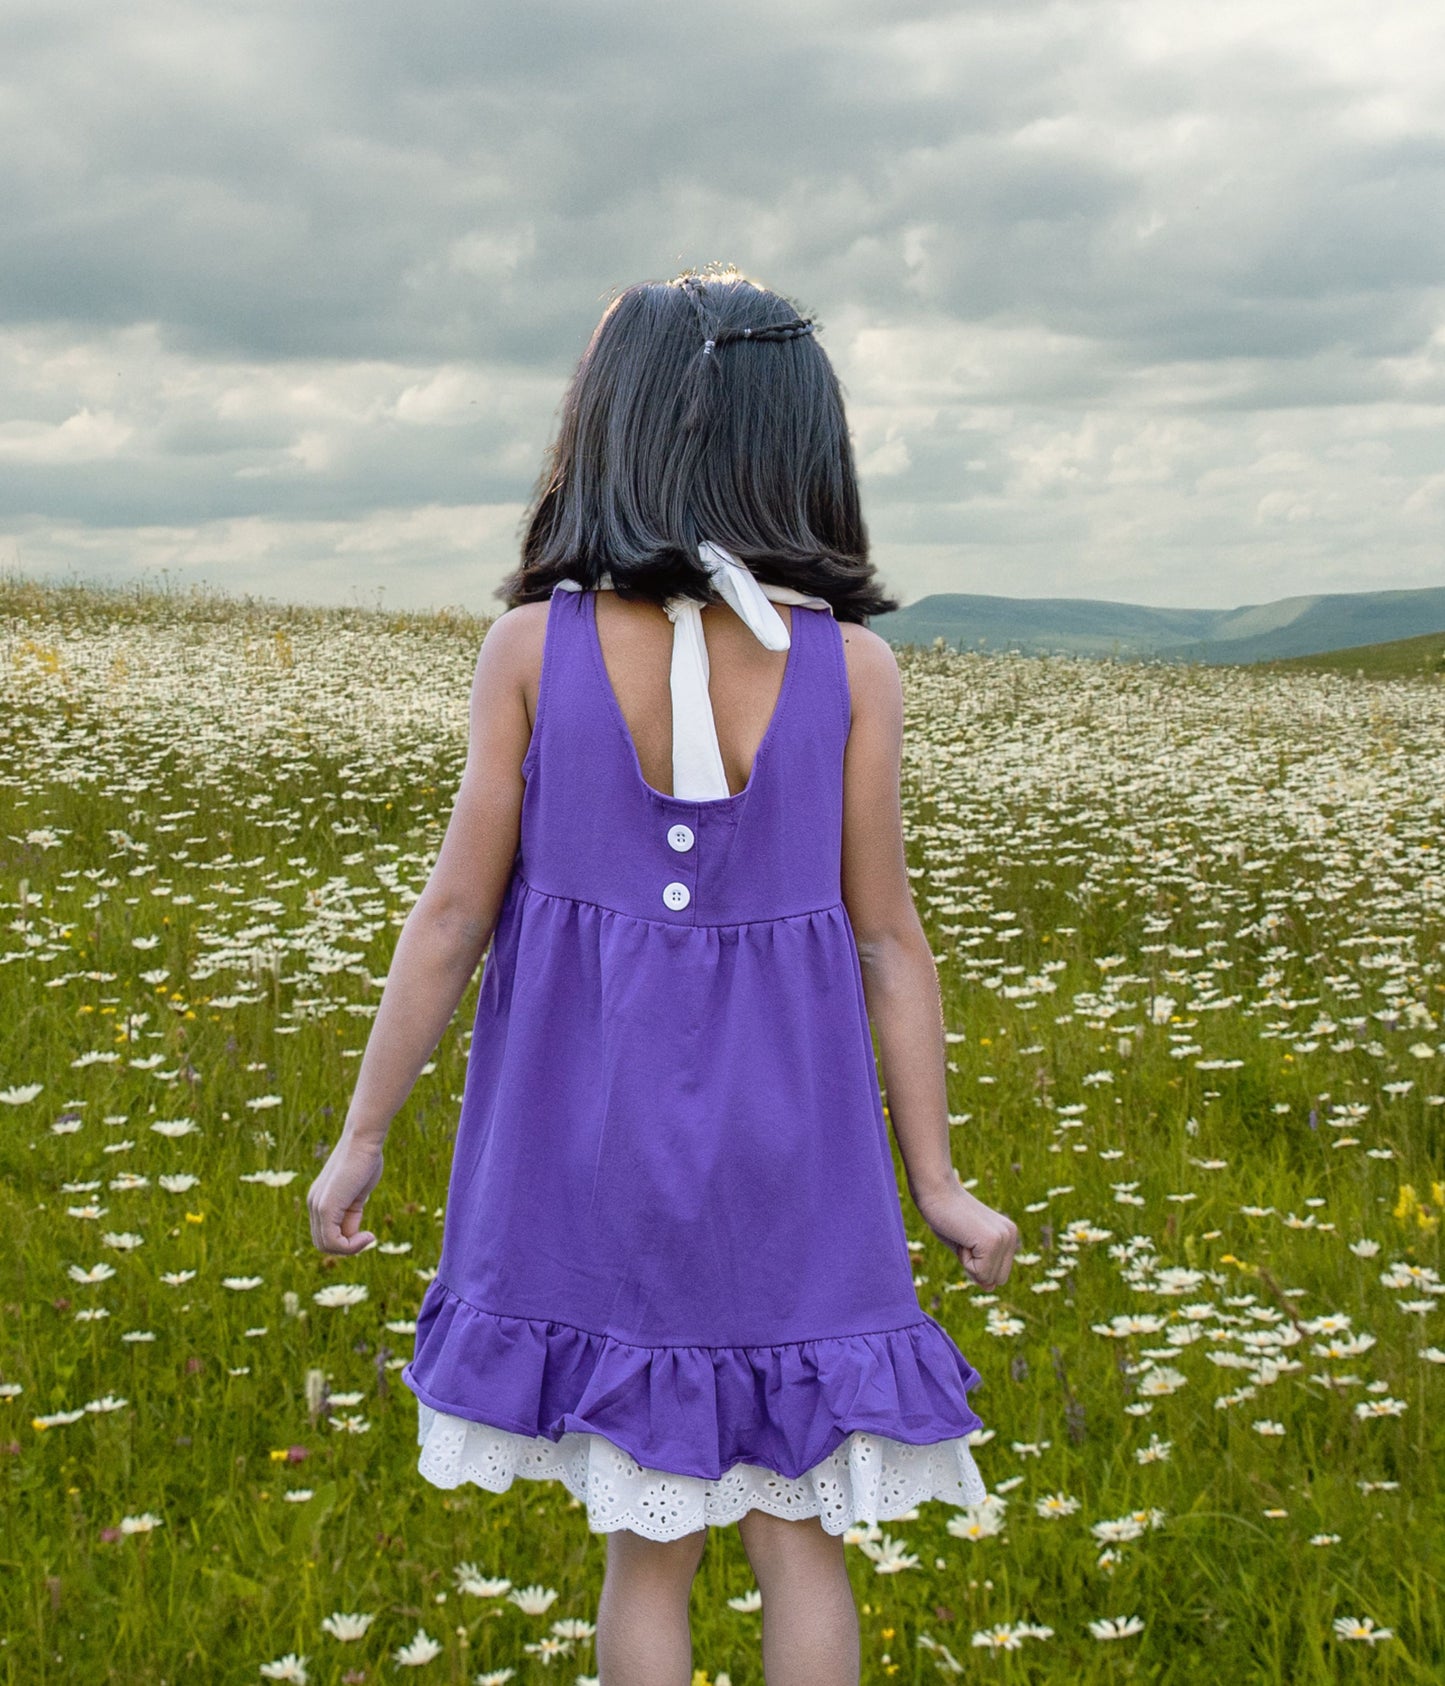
left=402, top=583, right=987, bottom=1538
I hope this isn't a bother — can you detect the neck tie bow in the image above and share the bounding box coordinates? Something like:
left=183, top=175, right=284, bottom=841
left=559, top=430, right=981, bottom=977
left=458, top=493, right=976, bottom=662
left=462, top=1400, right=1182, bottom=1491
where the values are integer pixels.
left=555, top=542, right=833, bottom=799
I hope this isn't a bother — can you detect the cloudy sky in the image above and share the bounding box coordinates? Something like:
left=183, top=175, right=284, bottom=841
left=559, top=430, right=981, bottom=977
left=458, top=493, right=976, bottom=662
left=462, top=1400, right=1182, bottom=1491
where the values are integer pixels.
left=2, top=0, right=1443, bottom=615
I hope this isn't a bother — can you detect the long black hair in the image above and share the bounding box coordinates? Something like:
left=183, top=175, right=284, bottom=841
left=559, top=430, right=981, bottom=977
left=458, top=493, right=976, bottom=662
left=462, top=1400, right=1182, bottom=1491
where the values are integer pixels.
left=496, top=263, right=900, bottom=623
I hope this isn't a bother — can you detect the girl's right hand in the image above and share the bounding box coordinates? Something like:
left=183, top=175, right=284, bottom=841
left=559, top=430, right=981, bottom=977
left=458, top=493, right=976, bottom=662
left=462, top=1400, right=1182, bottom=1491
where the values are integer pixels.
left=913, top=1172, right=1020, bottom=1290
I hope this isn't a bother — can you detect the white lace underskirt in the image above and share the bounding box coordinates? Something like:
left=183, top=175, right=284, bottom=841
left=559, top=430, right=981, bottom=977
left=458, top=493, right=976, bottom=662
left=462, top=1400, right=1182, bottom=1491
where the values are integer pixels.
left=415, top=1400, right=989, bottom=1542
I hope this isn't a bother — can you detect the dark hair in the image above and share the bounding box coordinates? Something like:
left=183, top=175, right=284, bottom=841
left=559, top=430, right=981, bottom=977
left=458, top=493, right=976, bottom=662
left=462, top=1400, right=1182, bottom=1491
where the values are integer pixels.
left=495, top=264, right=900, bottom=623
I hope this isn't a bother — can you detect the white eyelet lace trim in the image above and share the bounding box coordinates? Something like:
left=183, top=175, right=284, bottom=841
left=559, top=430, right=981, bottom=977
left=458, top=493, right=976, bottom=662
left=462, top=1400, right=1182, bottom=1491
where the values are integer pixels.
left=415, top=1401, right=989, bottom=1541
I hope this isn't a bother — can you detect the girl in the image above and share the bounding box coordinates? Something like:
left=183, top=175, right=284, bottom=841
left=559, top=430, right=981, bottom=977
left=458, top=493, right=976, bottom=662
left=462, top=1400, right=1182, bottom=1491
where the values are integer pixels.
left=308, top=265, right=1020, bottom=1686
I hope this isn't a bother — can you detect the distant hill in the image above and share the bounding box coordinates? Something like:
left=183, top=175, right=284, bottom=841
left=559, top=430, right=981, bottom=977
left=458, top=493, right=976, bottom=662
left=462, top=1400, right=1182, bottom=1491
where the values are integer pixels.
left=873, top=586, right=1445, bottom=664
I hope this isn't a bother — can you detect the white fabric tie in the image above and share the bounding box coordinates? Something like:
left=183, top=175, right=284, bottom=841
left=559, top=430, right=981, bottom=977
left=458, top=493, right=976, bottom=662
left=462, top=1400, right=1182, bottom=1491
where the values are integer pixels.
left=556, top=542, right=833, bottom=799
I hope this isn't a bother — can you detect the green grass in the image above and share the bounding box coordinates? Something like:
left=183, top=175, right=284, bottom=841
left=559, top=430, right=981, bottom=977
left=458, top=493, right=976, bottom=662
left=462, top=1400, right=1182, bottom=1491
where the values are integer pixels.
left=2, top=574, right=1444, bottom=1683
left=1248, top=629, right=1445, bottom=680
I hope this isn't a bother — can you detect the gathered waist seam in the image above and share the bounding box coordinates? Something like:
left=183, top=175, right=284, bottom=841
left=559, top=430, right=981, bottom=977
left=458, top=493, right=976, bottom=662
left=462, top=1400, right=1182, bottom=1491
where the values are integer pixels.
left=509, top=872, right=848, bottom=933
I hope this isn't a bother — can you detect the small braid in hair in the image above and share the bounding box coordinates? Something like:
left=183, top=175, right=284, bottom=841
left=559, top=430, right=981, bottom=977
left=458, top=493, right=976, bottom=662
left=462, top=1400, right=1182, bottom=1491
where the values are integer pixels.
left=678, top=275, right=710, bottom=334
left=677, top=280, right=719, bottom=432
left=676, top=276, right=818, bottom=431
left=711, top=317, right=817, bottom=347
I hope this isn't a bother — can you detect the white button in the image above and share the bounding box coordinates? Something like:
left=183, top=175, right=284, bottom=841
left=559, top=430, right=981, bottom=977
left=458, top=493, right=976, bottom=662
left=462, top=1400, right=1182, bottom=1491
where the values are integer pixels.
left=667, top=824, right=695, bottom=852
left=662, top=881, right=691, bottom=911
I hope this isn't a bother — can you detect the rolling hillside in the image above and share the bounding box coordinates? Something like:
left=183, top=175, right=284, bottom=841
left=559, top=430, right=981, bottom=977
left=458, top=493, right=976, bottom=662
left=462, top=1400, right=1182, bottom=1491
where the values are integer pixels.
left=873, top=585, right=1445, bottom=664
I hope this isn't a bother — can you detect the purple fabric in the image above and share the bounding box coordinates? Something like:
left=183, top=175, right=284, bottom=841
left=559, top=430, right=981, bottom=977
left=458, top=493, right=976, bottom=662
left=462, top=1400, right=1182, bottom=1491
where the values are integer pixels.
left=402, top=585, right=985, bottom=1481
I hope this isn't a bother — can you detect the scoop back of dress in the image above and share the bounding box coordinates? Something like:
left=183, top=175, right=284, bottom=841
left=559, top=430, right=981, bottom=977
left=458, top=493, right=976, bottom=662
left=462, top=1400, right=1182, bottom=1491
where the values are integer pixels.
left=401, top=577, right=987, bottom=1538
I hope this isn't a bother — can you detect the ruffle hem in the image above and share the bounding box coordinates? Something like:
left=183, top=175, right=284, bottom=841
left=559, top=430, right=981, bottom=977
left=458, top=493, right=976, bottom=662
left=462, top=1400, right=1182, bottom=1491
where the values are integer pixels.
left=402, top=1286, right=989, bottom=1539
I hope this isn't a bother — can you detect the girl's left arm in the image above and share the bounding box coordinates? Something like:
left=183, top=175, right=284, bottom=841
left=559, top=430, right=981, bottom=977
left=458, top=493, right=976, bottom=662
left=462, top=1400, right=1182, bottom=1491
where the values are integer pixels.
left=307, top=603, right=544, bottom=1254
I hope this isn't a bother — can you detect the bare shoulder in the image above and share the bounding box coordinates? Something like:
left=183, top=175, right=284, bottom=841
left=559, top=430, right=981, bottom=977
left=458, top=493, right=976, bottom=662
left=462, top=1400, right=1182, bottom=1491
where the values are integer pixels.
left=470, top=601, right=551, bottom=725
left=479, top=600, right=549, bottom=656
left=838, top=620, right=901, bottom=724
left=474, top=600, right=549, bottom=674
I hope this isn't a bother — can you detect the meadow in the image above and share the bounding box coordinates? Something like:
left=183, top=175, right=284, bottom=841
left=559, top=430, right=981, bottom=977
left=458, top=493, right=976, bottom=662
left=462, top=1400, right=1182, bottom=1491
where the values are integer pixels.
left=1, top=575, right=1442, bottom=1685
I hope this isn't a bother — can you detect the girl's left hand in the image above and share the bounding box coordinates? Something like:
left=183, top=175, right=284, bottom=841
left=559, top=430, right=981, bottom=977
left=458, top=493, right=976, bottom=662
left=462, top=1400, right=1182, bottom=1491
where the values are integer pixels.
left=307, top=1133, right=385, bottom=1255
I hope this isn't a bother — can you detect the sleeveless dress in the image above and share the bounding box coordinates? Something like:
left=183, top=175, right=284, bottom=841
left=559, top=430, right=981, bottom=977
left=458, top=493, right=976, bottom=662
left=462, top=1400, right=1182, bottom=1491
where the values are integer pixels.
left=401, top=580, right=988, bottom=1541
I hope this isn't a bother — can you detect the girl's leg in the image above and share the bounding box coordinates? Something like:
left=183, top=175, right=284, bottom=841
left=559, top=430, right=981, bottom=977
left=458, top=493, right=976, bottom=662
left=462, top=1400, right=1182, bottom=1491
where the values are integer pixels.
left=596, top=1525, right=709, bottom=1686
left=736, top=1509, right=860, bottom=1686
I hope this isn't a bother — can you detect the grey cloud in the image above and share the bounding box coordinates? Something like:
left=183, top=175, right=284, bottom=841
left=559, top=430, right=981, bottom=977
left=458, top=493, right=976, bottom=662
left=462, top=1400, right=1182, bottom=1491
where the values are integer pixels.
left=0, top=0, right=1442, bottom=607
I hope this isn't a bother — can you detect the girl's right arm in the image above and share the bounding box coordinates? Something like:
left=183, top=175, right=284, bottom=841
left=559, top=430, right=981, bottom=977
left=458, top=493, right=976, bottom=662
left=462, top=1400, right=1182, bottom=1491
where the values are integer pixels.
left=339, top=604, right=546, bottom=1149
left=839, top=626, right=1020, bottom=1290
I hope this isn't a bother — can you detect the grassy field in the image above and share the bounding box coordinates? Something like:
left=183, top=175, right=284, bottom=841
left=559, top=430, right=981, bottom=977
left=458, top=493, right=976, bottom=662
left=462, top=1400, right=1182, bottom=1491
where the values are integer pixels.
left=1247, top=628, right=1445, bottom=681
left=2, top=574, right=1443, bottom=1684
